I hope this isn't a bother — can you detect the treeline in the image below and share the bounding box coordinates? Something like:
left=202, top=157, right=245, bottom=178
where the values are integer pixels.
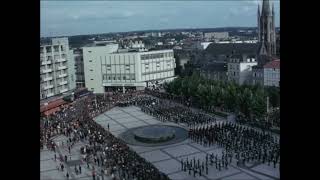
left=164, top=74, right=280, bottom=120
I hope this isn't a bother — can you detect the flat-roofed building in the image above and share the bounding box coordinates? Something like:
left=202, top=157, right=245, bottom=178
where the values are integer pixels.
left=83, top=44, right=176, bottom=93
left=40, top=38, right=76, bottom=100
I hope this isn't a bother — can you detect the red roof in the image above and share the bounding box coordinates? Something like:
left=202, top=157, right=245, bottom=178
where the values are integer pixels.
left=264, top=59, right=280, bottom=69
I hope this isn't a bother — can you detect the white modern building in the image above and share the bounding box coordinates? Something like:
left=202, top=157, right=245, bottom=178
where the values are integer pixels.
left=40, top=38, right=76, bottom=100
left=263, top=59, right=280, bottom=87
left=227, top=54, right=257, bottom=85
left=83, top=44, right=176, bottom=93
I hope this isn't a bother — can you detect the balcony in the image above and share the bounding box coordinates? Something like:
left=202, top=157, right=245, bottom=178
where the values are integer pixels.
left=43, top=84, right=54, bottom=90
left=46, top=93, right=55, bottom=97
left=41, top=61, right=52, bottom=66
left=41, top=69, right=53, bottom=73
left=57, top=66, right=67, bottom=70
left=56, top=58, right=67, bottom=62
left=58, top=73, right=68, bottom=78
left=59, top=81, right=68, bottom=86
left=60, top=88, right=68, bottom=93
left=43, top=77, right=53, bottom=81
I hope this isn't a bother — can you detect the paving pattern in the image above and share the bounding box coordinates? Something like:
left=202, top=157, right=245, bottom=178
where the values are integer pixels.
left=41, top=105, right=280, bottom=180
left=40, top=135, right=111, bottom=180
left=95, top=106, right=280, bottom=180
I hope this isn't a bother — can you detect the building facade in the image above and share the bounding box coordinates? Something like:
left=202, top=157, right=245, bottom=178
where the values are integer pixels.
left=227, top=55, right=257, bottom=85
left=83, top=44, right=176, bottom=93
left=200, top=62, right=228, bottom=82
left=40, top=38, right=76, bottom=100
left=73, top=48, right=85, bottom=88
left=204, top=32, right=229, bottom=40
left=263, top=59, right=280, bottom=87
left=251, top=66, right=264, bottom=86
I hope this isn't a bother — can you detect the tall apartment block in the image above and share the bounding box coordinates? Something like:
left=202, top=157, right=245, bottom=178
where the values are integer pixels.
left=73, top=48, right=85, bottom=88
left=40, top=38, right=76, bottom=100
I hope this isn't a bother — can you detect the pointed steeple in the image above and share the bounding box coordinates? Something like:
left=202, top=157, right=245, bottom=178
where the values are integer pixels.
left=262, top=0, right=271, bottom=16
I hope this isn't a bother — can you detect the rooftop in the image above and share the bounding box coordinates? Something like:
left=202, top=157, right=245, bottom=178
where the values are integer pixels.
left=264, top=59, right=280, bottom=69
left=205, top=43, right=259, bottom=56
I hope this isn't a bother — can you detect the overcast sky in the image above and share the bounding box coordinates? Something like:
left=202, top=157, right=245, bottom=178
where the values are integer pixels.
left=41, top=0, right=280, bottom=37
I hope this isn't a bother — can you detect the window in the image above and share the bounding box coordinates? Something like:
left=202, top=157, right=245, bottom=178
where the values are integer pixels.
left=90, top=69, right=93, bottom=71
left=234, top=72, right=236, bottom=76
left=46, top=47, right=52, bottom=53
left=54, top=46, right=59, bottom=52
left=125, top=65, right=130, bottom=70
left=107, top=65, right=111, bottom=71
left=91, top=79, right=94, bottom=80
left=123, top=76, right=126, bottom=80
left=89, top=60, right=92, bottom=62
left=88, top=51, right=92, bottom=53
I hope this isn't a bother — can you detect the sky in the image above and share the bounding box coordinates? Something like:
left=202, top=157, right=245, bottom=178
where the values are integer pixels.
left=41, top=0, right=280, bottom=37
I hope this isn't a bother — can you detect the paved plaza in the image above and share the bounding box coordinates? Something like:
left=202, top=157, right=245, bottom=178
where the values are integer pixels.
left=41, top=135, right=111, bottom=180
left=41, top=106, right=280, bottom=180
left=96, top=106, right=280, bottom=180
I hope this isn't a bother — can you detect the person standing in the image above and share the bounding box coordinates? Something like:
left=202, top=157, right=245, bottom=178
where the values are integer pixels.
left=92, top=170, right=96, bottom=180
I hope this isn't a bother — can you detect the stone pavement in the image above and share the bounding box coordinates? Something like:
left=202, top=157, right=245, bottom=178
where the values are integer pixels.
left=40, top=134, right=111, bottom=180
left=93, top=106, right=280, bottom=180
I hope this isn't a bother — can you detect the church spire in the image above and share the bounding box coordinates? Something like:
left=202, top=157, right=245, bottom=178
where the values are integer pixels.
left=262, top=0, right=271, bottom=15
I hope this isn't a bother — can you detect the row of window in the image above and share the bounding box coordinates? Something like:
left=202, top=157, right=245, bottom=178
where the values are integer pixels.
left=102, top=74, right=136, bottom=81
left=229, top=71, right=239, bottom=76
left=140, top=52, right=174, bottom=60
left=229, top=65, right=239, bottom=70
left=41, top=54, right=67, bottom=61
left=144, top=63, right=171, bottom=70
left=40, top=45, right=65, bottom=53
left=142, top=68, right=174, bottom=75
left=104, top=64, right=132, bottom=72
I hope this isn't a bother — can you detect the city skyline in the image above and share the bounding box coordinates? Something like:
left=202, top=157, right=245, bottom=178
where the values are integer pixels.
left=41, top=0, right=280, bottom=37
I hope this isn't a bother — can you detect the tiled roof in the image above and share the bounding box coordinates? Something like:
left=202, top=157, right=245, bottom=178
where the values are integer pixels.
left=264, top=59, right=280, bottom=69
